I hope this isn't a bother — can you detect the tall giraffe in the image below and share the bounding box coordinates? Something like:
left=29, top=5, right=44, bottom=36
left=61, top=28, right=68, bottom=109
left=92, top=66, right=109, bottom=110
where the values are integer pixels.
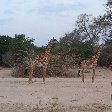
left=78, top=44, right=106, bottom=83
left=28, top=37, right=58, bottom=83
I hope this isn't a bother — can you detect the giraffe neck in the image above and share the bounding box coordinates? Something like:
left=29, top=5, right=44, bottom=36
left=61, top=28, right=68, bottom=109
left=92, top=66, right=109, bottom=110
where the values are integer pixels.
left=83, top=45, right=103, bottom=67
left=33, top=41, right=53, bottom=67
left=40, top=42, right=53, bottom=63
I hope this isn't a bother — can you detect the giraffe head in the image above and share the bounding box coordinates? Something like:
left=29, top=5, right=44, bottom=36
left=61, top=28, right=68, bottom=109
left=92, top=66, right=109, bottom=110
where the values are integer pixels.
left=49, top=37, right=58, bottom=44
left=99, top=44, right=107, bottom=49
left=45, top=37, right=58, bottom=51
left=95, top=44, right=107, bottom=58
left=97, top=44, right=107, bottom=52
left=47, top=37, right=58, bottom=48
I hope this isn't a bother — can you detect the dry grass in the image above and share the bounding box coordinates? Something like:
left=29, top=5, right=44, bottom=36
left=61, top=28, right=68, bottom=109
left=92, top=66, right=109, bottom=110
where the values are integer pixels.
left=0, top=102, right=111, bottom=112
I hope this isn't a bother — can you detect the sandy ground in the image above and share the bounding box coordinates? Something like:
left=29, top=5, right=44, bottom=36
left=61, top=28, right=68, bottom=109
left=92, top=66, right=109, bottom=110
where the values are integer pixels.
left=0, top=67, right=112, bottom=112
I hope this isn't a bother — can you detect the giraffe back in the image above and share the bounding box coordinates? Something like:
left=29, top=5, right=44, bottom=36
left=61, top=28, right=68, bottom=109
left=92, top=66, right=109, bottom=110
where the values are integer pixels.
left=81, top=44, right=106, bottom=69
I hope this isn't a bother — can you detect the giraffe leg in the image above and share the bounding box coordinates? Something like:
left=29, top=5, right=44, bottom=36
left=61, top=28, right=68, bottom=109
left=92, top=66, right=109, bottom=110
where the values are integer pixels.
left=81, top=69, right=84, bottom=82
left=78, top=70, right=81, bottom=77
left=28, top=69, right=33, bottom=83
left=92, top=69, right=95, bottom=83
left=42, top=67, right=46, bottom=84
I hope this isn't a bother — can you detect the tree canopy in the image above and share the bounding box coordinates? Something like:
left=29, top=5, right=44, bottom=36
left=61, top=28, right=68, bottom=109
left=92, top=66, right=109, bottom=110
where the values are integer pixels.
left=0, top=0, right=112, bottom=68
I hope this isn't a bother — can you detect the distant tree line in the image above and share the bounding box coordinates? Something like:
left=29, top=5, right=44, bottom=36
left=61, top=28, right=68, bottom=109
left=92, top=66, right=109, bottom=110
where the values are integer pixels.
left=0, top=34, right=38, bottom=66
left=0, top=0, right=112, bottom=77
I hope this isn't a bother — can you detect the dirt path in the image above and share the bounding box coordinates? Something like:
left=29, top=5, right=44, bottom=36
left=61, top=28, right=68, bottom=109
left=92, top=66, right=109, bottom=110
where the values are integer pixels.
left=0, top=68, right=112, bottom=112
left=0, top=68, right=12, bottom=78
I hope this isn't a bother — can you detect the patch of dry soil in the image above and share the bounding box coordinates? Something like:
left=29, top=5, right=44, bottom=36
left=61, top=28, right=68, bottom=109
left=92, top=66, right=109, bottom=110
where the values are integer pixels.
left=0, top=67, right=112, bottom=112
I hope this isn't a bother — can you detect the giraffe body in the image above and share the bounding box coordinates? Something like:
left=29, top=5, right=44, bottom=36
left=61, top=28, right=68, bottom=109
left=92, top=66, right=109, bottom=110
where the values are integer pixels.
left=28, top=37, right=58, bottom=83
left=78, top=44, right=106, bottom=82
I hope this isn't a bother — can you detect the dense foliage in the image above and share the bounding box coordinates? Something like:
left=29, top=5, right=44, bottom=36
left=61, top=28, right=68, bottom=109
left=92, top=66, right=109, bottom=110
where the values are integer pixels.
left=0, top=34, right=37, bottom=66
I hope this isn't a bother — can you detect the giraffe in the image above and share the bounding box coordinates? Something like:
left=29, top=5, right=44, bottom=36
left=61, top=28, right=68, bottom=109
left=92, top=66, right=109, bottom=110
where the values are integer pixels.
left=78, top=44, right=106, bottom=83
left=28, top=37, right=58, bottom=83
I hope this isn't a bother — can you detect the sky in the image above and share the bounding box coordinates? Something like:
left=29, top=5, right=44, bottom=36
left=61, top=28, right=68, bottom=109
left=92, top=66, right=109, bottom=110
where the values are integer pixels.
left=0, top=0, right=106, bottom=46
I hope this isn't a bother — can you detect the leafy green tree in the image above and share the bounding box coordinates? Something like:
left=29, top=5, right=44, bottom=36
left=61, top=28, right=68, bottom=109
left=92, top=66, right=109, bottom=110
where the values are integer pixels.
left=0, top=35, right=12, bottom=65
left=75, top=14, right=100, bottom=46
left=57, top=14, right=95, bottom=59
left=0, top=34, right=38, bottom=66
left=11, top=34, right=36, bottom=63
left=94, top=0, right=112, bottom=43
